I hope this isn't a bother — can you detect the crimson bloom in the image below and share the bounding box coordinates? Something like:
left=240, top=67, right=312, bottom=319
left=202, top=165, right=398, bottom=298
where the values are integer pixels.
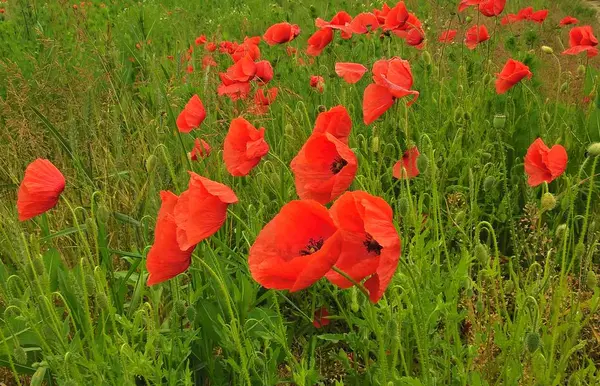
left=254, top=60, right=274, bottom=84
left=392, top=146, right=420, bottom=179
left=290, top=132, right=357, bottom=205
left=503, top=7, right=548, bottom=24
left=146, top=191, right=195, bottom=286
left=195, top=35, right=207, bottom=46
left=223, top=117, right=269, bottom=176
left=465, top=25, right=490, bottom=50
left=439, top=29, right=457, bottom=43
left=307, top=28, right=334, bottom=56
left=325, top=191, right=401, bottom=303
left=495, top=59, right=532, bottom=94
left=562, top=26, right=598, bottom=58
left=383, top=1, right=409, bottom=31
left=250, top=87, right=278, bottom=115
left=313, top=105, right=352, bottom=144
left=310, top=75, right=325, bottom=92
left=248, top=200, right=343, bottom=291
left=217, top=73, right=251, bottom=101
left=263, top=22, right=301, bottom=45
left=559, top=16, right=578, bottom=27
left=347, top=12, right=380, bottom=34
left=190, top=138, right=211, bottom=160
left=231, top=39, right=261, bottom=62
left=206, top=42, right=217, bottom=52
left=335, top=62, right=368, bottom=84
left=313, top=307, right=331, bottom=328
left=17, top=159, right=65, bottom=221
left=373, top=3, right=391, bottom=24
left=225, top=55, right=257, bottom=82
left=477, top=0, right=506, bottom=17
left=524, top=138, right=568, bottom=187
left=390, top=13, right=425, bottom=49
left=174, top=172, right=238, bottom=250
left=176, top=95, right=207, bottom=133
left=315, top=11, right=353, bottom=39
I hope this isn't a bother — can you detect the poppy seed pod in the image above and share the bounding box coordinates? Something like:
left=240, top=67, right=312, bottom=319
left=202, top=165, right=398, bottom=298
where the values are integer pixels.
left=317, top=105, right=327, bottom=113
left=541, top=45, right=554, bottom=54
left=493, top=114, right=506, bottom=129
left=483, top=176, right=496, bottom=192
left=586, top=270, right=598, bottom=289
left=416, top=153, right=429, bottom=174
left=541, top=192, right=557, bottom=211
left=587, top=142, right=600, bottom=157
left=526, top=331, right=541, bottom=353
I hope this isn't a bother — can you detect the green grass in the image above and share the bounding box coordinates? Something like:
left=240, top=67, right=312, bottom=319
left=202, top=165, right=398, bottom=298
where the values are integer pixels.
left=1, top=0, right=600, bottom=384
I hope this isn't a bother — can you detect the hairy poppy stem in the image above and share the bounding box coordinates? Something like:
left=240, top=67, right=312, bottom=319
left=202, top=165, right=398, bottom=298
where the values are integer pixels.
left=331, top=266, right=370, bottom=299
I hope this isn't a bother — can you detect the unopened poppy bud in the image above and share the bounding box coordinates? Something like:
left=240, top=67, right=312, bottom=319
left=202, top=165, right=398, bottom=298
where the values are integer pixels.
left=560, top=82, right=569, bottom=93
left=475, top=299, right=484, bottom=313
left=589, top=221, right=596, bottom=236
left=541, top=46, right=554, bottom=54
left=577, top=64, right=586, bottom=76
left=542, top=112, right=551, bottom=123
left=482, top=152, right=492, bottom=160
left=587, top=142, right=600, bottom=157
left=13, top=345, right=27, bottom=365
left=465, top=16, right=472, bottom=23
left=145, top=154, right=157, bottom=173
left=463, top=111, right=471, bottom=121
left=503, top=279, right=514, bottom=293
left=317, top=105, right=327, bottom=113
left=186, top=306, right=197, bottom=322
left=174, top=299, right=186, bottom=317
left=526, top=331, right=541, bottom=353
left=97, top=205, right=110, bottom=224
left=350, top=286, right=359, bottom=312
left=586, top=270, right=598, bottom=289
left=416, top=153, right=429, bottom=174
left=285, top=123, right=294, bottom=136
left=483, top=176, right=496, bottom=192
left=96, top=292, right=109, bottom=311
left=493, top=114, right=506, bottom=129
left=575, top=243, right=585, bottom=259
left=482, top=73, right=491, bottom=85
left=555, top=224, right=568, bottom=239
left=474, top=243, right=488, bottom=265
left=541, top=192, right=556, bottom=211
left=455, top=210, right=466, bottom=223
left=454, top=107, right=464, bottom=122
left=85, top=217, right=97, bottom=238
left=398, top=197, right=409, bottom=217
left=422, top=51, right=432, bottom=66
left=371, top=136, right=380, bottom=153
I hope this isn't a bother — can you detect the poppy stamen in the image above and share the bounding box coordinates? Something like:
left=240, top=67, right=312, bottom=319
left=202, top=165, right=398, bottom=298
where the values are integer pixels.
left=300, top=238, right=324, bottom=256
left=330, top=157, right=348, bottom=174
left=363, top=233, right=383, bottom=255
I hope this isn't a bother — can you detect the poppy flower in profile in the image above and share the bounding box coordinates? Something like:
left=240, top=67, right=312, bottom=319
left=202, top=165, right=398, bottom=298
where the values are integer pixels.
left=313, top=105, right=352, bottom=144
left=347, top=12, right=380, bottom=34
left=195, top=35, right=207, bottom=46
left=325, top=190, right=401, bottom=303
left=17, top=159, right=66, bottom=221
left=335, top=62, right=368, bottom=84
left=524, top=138, right=568, bottom=187
left=263, top=22, right=301, bottom=45
left=383, top=1, right=409, bottom=31
left=250, top=87, right=278, bottom=115
left=202, top=55, right=217, bottom=69
left=313, top=307, right=330, bottom=328
left=316, top=11, right=353, bottom=39
left=174, top=172, right=238, bottom=250
left=439, top=29, right=457, bottom=43
left=248, top=200, right=342, bottom=291
left=495, top=59, right=532, bottom=94
left=529, top=9, right=549, bottom=24
left=189, top=138, right=211, bottom=160
left=310, top=75, right=325, bottom=93
left=477, top=0, right=506, bottom=17
left=206, top=42, right=217, bottom=52
left=465, top=25, right=490, bottom=50
left=290, top=132, right=357, bottom=205
left=559, top=16, right=578, bottom=27
left=146, top=191, right=195, bottom=286
left=223, top=117, right=270, bottom=176
left=392, top=146, right=420, bottom=179
left=226, top=55, right=257, bottom=82
left=307, top=28, right=334, bottom=56
left=176, top=95, right=206, bottom=133
left=254, top=60, right=274, bottom=84
left=363, top=84, right=395, bottom=125
left=562, top=26, right=599, bottom=58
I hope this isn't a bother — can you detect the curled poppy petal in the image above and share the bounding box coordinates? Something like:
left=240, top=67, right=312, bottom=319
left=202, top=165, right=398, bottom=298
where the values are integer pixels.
left=307, top=28, right=334, bottom=56
left=495, top=58, right=532, bottom=94
left=176, top=95, right=207, bottom=133
left=255, top=60, right=274, bottom=84
left=559, top=16, right=578, bottom=27
left=362, top=83, right=394, bottom=125
left=190, top=138, right=211, bottom=160
left=313, top=307, right=330, bottom=328
left=223, top=117, right=270, bottom=176
left=17, top=159, right=66, bottom=221
left=263, top=22, right=301, bottom=45
left=335, top=62, right=368, bottom=84
left=465, top=24, right=489, bottom=50
left=439, top=29, right=457, bottom=43
left=393, top=146, right=420, bottom=179
left=562, top=26, right=598, bottom=58
left=313, top=105, right=352, bottom=144
left=524, top=138, right=568, bottom=187
left=250, top=87, right=278, bottom=115
left=348, top=12, right=380, bottom=34
left=225, top=55, right=257, bottom=82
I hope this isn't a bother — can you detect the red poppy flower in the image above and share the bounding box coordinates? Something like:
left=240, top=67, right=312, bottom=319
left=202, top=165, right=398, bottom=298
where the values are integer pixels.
left=225, top=55, right=257, bottom=82
left=250, top=87, right=278, bottom=115
left=17, top=159, right=65, bottom=221
left=248, top=200, right=342, bottom=291
left=223, top=117, right=270, bottom=176
left=219, top=41, right=238, bottom=55
left=202, top=55, right=217, bottom=69
left=373, top=3, right=391, bottom=24
left=313, top=307, right=330, bottom=328
left=307, top=28, right=334, bottom=56
left=232, top=43, right=261, bottom=63
left=372, top=57, right=419, bottom=100
left=189, top=138, right=211, bottom=160
left=325, top=191, right=401, bottom=303
left=316, top=11, right=353, bottom=39
left=174, top=172, right=238, bottom=250
left=347, top=12, right=380, bottom=34
left=495, top=59, right=532, bottom=94
left=195, top=35, right=207, bottom=46
left=186, top=65, right=194, bottom=74
left=363, top=84, right=395, bottom=125
left=310, top=75, right=325, bottom=93
left=562, top=26, right=599, bottom=58
left=501, top=13, right=520, bottom=25
left=263, top=22, right=301, bottom=45
left=290, top=132, right=357, bottom=204
left=146, top=191, right=195, bottom=286
left=439, top=29, right=457, bottom=43
left=313, top=105, right=352, bottom=144
left=254, top=60, right=273, bottom=84
left=465, top=25, right=490, bottom=50
left=218, top=73, right=251, bottom=100
left=524, top=138, right=568, bottom=187
left=529, top=9, right=548, bottom=24
left=559, top=16, right=578, bottom=27
left=335, top=62, right=368, bottom=84
left=477, top=0, right=506, bottom=17
left=388, top=12, right=425, bottom=48
left=206, top=42, right=217, bottom=52
left=392, top=146, right=420, bottom=179
left=176, top=95, right=206, bottom=133
left=383, top=1, right=409, bottom=31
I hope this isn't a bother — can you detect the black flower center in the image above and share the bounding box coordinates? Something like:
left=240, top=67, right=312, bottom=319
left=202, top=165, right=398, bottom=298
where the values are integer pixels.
left=363, top=233, right=383, bottom=255
left=330, top=157, right=348, bottom=174
left=300, top=238, right=324, bottom=256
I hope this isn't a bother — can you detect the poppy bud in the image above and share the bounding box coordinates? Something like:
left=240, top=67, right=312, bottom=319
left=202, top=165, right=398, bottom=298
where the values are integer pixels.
left=587, top=142, right=600, bottom=157
left=465, top=16, right=472, bottom=23
left=586, top=270, right=598, bottom=290
left=475, top=299, right=484, bottom=314
left=13, top=345, right=27, bottom=365
left=317, top=105, right=327, bottom=113
left=97, top=205, right=110, bottom=224
left=560, top=82, right=569, bottom=93
left=555, top=224, right=568, bottom=239
left=174, top=299, right=186, bottom=317
left=350, top=286, right=359, bottom=312
left=145, top=154, right=157, bottom=173
left=541, top=192, right=556, bottom=211
left=421, top=51, right=432, bottom=66
left=96, top=292, right=109, bottom=311
left=466, top=287, right=474, bottom=297
left=85, top=273, right=95, bottom=295
left=463, top=111, right=471, bottom=122
left=398, top=197, right=409, bottom=217
left=474, top=243, right=488, bottom=265
left=371, top=136, right=380, bottom=153
left=285, top=123, right=294, bottom=136
left=542, top=112, right=551, bottom=124
left=85, top=217, right=97, bottom=238
left=575, top=243, right=585, bottom=260
left=577, top=64, right=586, bottom=77
left=493, top=114, right=506, bottom=129
left=482, top=152, right=492, bottom=160
left=482, top=73, right=491, bottom=85
left=503, top=279, right=514, bottom=293
left=526, top=331, right=541, bottom=353
left=416, top=153, right=429, bottom=174
left=541, top=46, right=554, bottom=54
left=589, top=221, right=596, bottom=236
left=454, top=106, right=464, bottom=122
left=186, top=305, right=197, bottom=322
left=309, top=5, right=317, bottom=19
left=483, top=176, right=496, bottom=192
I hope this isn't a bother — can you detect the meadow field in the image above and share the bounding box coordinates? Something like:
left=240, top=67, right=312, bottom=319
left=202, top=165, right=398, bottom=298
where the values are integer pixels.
left=1, top=0, right=600, bottom=384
